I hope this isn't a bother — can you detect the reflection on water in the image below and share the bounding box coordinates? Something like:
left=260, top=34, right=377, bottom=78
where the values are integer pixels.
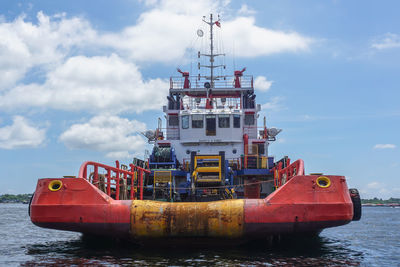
left=22, top=235, right=362, bottom=266
left=1, top=204, right=399, bottom=266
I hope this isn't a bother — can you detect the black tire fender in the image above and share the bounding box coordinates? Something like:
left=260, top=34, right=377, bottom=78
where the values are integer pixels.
left=28, top=192, right=35, bottom=217
left=349, top=188, right=361, bottom=221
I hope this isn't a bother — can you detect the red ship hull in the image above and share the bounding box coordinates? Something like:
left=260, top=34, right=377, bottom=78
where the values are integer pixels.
left=30, top=174, right=353, bottom=244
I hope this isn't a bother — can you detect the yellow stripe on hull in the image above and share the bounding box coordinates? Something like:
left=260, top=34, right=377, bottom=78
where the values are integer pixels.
left=130, top=199, right=244, bottom=239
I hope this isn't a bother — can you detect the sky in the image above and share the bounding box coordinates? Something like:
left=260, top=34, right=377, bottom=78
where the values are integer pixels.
left=0, top=0, right=399, bottom=199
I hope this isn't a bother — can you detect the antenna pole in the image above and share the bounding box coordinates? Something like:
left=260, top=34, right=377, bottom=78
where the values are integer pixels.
left=200, top=14, right=224, bottom=88
left=202, top=14, right=216, bottom=88
left=209, top=14, right=214, bottom=88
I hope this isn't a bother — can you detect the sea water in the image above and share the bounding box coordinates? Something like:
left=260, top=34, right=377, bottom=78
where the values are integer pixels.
left=0, top=204, right=399, bottom=266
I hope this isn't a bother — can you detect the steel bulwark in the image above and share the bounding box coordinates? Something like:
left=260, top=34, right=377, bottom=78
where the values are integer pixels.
left=30, top=174, right=353, bottom=243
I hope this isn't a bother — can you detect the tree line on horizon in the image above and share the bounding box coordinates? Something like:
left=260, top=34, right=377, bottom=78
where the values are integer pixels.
left=0, top=194, right=33, bottom=203
left=362, top=197, right=400, bottom=205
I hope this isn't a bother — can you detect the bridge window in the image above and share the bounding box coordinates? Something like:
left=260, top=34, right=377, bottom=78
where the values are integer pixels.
left=218, top=114, right=230, bottom=128
left=244, top=114, right=255, bottom=125
left=192, top=114, right=204, bottom=128
left=206, top=115, right=216, bottom=136
left=169, top=115, right=179, bottom=126
left=233, top=114, right=240, bottom=128
left=182, top=115, right=189, bottom=129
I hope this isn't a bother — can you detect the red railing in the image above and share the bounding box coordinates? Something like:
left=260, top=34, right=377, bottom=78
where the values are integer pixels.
left=272, top=159, right=305, bottom=188
left=78, top=161, right=150, bottom=200
left=170, top=75, right=254, bottom=89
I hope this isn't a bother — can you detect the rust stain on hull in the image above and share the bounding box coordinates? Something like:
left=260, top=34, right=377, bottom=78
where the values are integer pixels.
left=130, top=199, right=244, bottom=239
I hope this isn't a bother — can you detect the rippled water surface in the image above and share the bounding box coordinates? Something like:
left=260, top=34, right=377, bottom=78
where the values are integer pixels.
left=0, top=204, right=399, bottom=266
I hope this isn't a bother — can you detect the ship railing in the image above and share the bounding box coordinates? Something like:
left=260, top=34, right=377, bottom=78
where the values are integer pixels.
left=243, top=126, right=258, bottom=139
left=272, top=159, right=305, bottom=188
left=241, top=155, right=270, bottom=169
left=165, top=127, right=180, bottom=140
left=242, top=144, right=269, bottom=169
left=78, top=161, right=150, bottom=200
left=181, top=96, right=241, bottom=110
left=170, top=75, right=253, bottom=90
left=243, top=126, right=279, bottom=140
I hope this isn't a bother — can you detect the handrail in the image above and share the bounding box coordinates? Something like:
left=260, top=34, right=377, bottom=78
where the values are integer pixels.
left=78, top=161, right=150, bottom=200
left=170, top=75, right=254, bottom=90
left=273, top=159, right=305, bottom=188
left=242, top=155, right=269, bottom=169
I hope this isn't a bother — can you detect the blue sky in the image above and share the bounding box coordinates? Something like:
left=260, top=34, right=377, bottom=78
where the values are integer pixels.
left=0, top=0, right=399, bottom=199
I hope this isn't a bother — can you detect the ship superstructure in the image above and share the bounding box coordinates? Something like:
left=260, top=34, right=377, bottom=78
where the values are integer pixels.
left=144, top=14, right=281, bottom=201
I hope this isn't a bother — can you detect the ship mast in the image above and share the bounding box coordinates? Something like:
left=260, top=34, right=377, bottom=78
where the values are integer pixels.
left=200, top=14, right=225, bottom=88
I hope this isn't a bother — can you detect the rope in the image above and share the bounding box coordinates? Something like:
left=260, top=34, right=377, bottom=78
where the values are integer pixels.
left=152, top=180, right=274, bottom=190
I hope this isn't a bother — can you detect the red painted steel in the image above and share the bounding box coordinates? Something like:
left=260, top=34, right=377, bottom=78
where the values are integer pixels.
left=30, top=178, right=131, bottom=237
left=244, top=175, right=353, bottom=233
left=244, top=178, right=260, bottom=199
left=234, top=68, right=246, bottom=88
left=78, top=161, right=150, bottom=200
left=272, top=159, right=304, bottom=188
left=243, top=134, right=248, bottom=168
left=30, top=160, right=354, bottom=242
left=30, top=173, right=353, bottom=241
left=139, top=170, right=144, bottom=200
left=177, top=68, right=190, bottom=89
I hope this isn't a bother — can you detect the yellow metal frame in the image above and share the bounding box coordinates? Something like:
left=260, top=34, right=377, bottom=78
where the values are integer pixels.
left=243, top=144, right=268, bottom=169
left=192, top=155, right=222, bottom=182
left=153, top=171, right=172, bottom=200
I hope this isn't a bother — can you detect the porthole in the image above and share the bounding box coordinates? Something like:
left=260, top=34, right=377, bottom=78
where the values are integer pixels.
left=232, top=149, right=237, bottom=154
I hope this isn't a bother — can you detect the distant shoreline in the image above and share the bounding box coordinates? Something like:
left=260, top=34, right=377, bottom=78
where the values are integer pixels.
left=362, top=203, right=400, bottom=207
left=0, top=194, right=32, bottom=204
left=1, top=193, right=399, bottom=205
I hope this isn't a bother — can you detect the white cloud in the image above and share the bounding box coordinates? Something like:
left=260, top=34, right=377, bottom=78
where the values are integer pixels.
left=367, top=181, right=382, bottom=189
left=0, top=116, right=46, bottom=149
left=238, top=4, right=256, bottom=15
left=261, top=96, right=284, bottom=111
left=276, top=138, right=286, bottom=144
left=254, top=76, right=273, bottom=92
left=100, top=0, right=228, bottom=62
left=100, top=1, right=312, bottom=62
left=222, top=17, right=312, bottom=57
left=0, top=11, right=96, bottom=90
left=373, top=144, right=396, bottom=149
left=0, top=54, right=169, bottom=113
left=0, top=2, right=313, bottom=114
left=138, top=0, right=159, bottom=6
left=371, top=33, right=400, bottom=50
left=361, top=181, right=399, bottom=199
left=59, top=115, right=147, bottom=158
